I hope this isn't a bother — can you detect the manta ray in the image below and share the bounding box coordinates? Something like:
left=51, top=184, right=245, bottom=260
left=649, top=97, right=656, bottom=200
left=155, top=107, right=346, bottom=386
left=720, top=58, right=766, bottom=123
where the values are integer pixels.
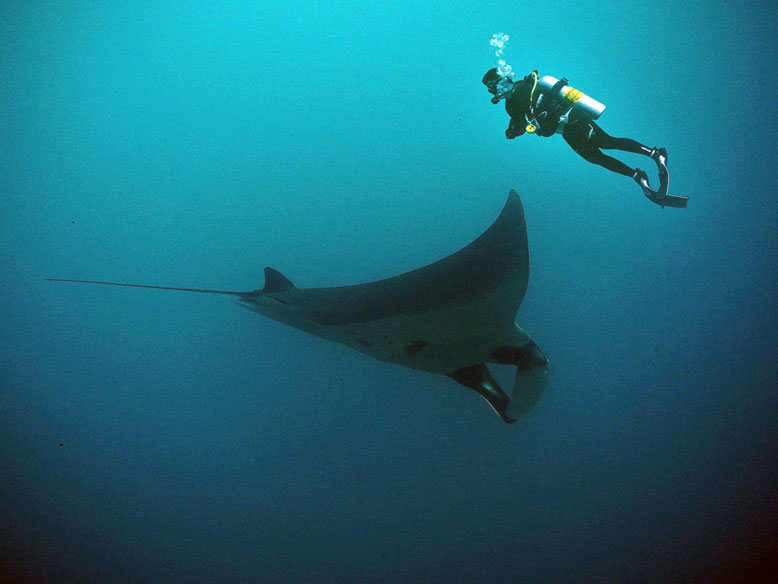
left=48, top=190, right=549, bottom=423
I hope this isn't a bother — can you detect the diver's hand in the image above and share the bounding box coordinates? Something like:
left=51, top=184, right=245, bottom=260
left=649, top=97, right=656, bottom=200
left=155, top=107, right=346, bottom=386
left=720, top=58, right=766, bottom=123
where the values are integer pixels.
left=506, top=120, right=524, bottom=139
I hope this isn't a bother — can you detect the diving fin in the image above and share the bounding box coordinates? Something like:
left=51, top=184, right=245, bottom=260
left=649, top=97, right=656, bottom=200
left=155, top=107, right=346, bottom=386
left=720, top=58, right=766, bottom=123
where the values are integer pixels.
left=652, top=147, right=669, bottom=193
left=638, top=177, right=689, bottom=209
left=635, top=149, right=689, bottom=209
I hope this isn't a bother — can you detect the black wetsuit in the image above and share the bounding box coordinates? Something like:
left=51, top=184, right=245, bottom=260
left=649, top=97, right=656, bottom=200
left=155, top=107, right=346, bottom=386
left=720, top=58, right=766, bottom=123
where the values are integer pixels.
left=562, top=109, right=652, bottom=177
left=503, top=75, right=559, bottom=138
left=503, top=73, right=653, bottom=177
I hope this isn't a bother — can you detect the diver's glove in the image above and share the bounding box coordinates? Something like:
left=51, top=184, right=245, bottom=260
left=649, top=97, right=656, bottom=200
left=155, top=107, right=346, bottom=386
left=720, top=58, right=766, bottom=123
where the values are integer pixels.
left=505, top=121, right=524, bottom=139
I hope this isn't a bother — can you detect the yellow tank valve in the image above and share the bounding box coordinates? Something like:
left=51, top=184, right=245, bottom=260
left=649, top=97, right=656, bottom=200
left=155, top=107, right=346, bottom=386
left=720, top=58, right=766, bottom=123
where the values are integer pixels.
left=526, top=123, right=536, bottom=134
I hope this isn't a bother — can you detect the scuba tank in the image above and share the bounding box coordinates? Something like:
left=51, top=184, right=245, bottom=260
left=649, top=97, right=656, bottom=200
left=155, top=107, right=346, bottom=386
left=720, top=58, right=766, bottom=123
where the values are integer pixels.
left=535, top=75, right=605, bottom=120
left=525, top=74, right=606, bottom=135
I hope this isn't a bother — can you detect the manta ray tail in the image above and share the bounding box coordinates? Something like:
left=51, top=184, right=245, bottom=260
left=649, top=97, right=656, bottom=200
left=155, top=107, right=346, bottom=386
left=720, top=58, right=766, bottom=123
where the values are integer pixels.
left=45, top=278, right=256, bottom=296
left=47, top=267, right=295, bottom=297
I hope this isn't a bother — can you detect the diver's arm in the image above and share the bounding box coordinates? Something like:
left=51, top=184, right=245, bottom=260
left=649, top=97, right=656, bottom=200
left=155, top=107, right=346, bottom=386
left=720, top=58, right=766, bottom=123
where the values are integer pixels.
left=506, top=117, right=525, bottom=139
left=504, top=84, right=529, bottom=139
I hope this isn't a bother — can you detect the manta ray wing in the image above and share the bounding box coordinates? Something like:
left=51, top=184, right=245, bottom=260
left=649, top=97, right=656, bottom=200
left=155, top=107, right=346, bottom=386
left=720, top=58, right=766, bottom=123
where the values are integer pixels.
left=254, top=189, right=529, bottom=328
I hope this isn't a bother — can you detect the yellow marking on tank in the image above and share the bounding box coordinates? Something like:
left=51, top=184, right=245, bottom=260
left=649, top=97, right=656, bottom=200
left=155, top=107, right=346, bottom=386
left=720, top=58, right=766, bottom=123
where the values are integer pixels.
left=563, top=87, right=583, bottom=104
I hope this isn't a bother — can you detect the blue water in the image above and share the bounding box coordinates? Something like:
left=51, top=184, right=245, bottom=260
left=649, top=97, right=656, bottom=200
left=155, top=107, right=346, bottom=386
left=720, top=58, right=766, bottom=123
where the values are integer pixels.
left=2, top=2, right=777, bottom=582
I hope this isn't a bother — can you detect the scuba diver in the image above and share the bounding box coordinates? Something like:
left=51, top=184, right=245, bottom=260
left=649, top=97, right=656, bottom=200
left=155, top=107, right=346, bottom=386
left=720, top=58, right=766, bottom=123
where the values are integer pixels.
left=482, top=67, right=688, bottom=208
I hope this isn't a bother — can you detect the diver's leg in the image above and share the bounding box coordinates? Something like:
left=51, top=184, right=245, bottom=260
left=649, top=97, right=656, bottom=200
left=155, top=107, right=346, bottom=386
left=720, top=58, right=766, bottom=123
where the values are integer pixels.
left=563, top=116, right=640, bottom=177
left=591, top=122, right=654, bottom=156
left=601, top=136, right=654, bottom=156
left=572, top=144, right=636, bottom=177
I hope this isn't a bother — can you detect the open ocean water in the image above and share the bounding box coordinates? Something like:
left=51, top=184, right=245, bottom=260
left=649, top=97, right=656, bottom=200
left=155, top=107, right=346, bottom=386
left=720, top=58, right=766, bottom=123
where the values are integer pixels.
left=2, top=2, right=776, bottom=582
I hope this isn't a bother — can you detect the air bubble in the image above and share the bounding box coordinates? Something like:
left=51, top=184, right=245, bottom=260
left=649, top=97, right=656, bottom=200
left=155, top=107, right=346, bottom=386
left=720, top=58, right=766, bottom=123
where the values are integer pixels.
left=489, top=33, right=515, bottom=80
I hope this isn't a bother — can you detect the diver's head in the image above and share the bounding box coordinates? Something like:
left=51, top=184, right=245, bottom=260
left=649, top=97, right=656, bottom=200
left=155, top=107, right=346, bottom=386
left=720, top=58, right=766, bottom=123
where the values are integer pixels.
left=482, top=67, right=513, bottom=103
left=482, top=68, right=502, bottom=94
